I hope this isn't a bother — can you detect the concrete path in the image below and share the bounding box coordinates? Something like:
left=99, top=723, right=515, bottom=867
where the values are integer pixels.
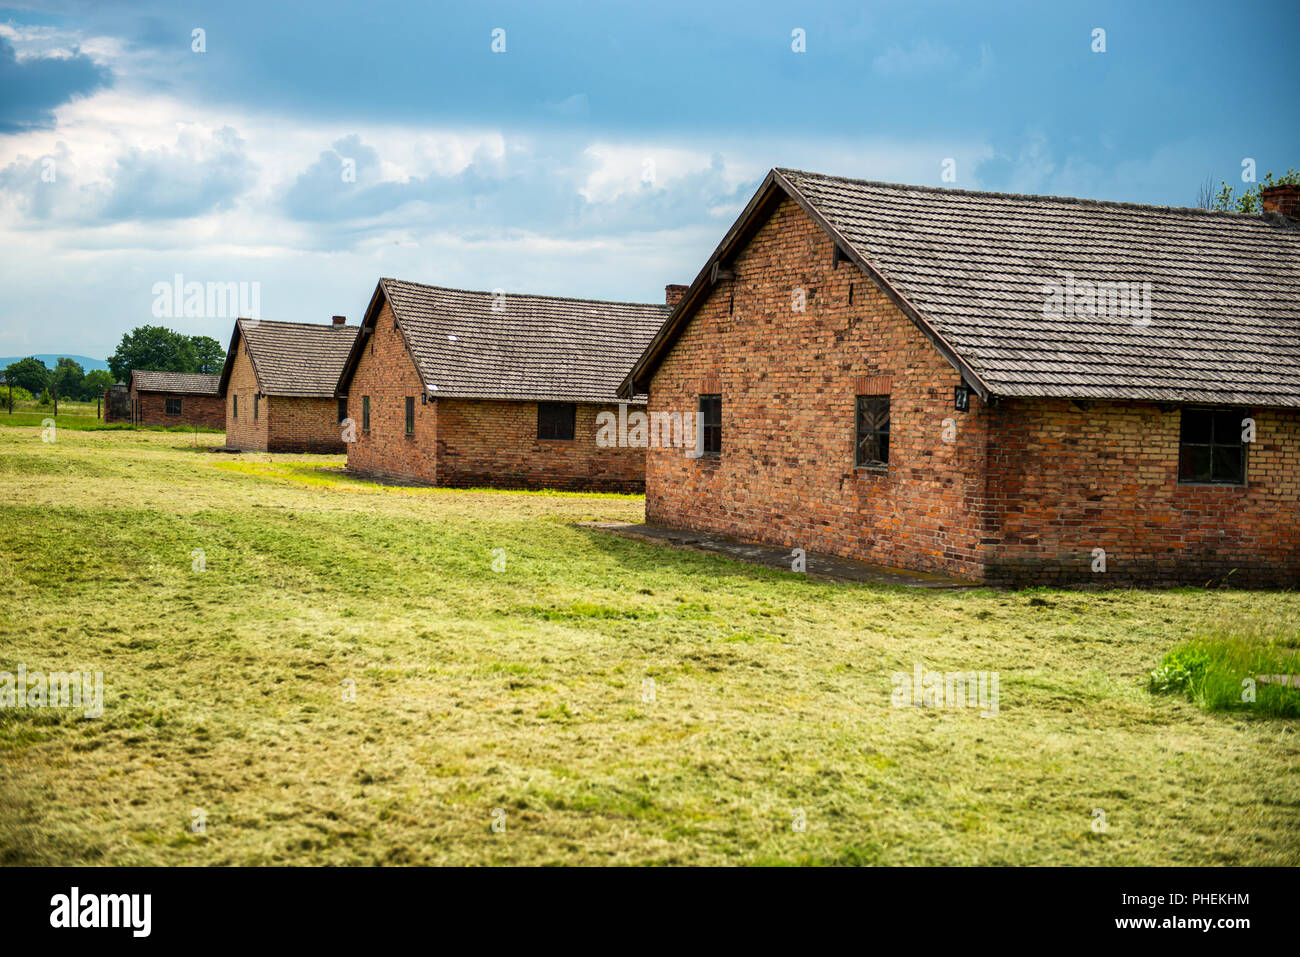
left=579, top=522, right=978, bottom=589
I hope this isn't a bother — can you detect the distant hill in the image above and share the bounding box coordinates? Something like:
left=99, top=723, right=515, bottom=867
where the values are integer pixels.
left=0, top=355, right=109, bottom=372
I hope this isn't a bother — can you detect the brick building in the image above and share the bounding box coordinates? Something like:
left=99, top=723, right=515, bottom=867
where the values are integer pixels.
left=620, top=169, right=1300, bottom=587
left=336, top=278, right=667, bottom=491
left=124, top=371, right=224, bottom=427
left=217, top=317, right=359, bottom=452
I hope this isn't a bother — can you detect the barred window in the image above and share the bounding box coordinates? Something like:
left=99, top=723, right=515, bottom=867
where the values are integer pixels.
left=405, top=396, right=415, bottom=435
left=699, top=394, right=721, bottom=456
left=538, top=402, right=576, bottom=440
left=233, top=394, right=238, bottom=419
left=165, top=397, right=182, bottom=416
left=1179, top=408, right=1246, bottom=485
left=855, top=396, right=890, bottom=468
left=362, top=396, right=370, bottom=432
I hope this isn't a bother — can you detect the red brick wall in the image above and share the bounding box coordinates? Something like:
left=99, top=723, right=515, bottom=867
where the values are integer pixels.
left=983, top=400, right=1300, bottom=586
left=268, top=397, right=345, bottom=453
left=128, top=388, right=225, bottom=428
left=437, top=398, right=646, bottom=492
left=344, top=300, right=645, bottom=491
left=345, top=301, right=436, bottom=482
left=224, top=346, right=269, bottom=451
left=646, top=196, right=988, bottom=577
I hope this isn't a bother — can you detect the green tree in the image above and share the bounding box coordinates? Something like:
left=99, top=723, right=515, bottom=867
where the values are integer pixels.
left=4, top=357, right=50, bottom=395
left=190, top=335, right=227, bottom=374
left=1210, top=167, right=1299, bottom=213
left=50, top=357, right=84, bottom=400
left=83, top=368, right=115, bottom=400
left=107, top=326, right=198, bottom=381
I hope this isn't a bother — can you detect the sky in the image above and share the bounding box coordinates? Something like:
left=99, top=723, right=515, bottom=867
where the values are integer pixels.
left=1, top=0, right=1297, bottom=361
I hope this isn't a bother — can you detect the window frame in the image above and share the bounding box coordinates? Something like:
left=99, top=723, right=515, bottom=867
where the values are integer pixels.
left=699, top=394, right=721, bottom=457
left=854, top=394, right=891, bottom=469
left=232, top=394, right=238, bottom=419
left=362, top=396, right=370, bottom=433
left=537, top=401, right=576, bottom=441
left=165, top=397, right=182, bottom=416
left=1178, top=406, right=1248, bottom=486
left=405, top=396, right=415, bottom=436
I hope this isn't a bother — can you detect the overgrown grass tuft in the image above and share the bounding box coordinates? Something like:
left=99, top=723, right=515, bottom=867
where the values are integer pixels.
left=1150, top=620, right=1300, bottom=717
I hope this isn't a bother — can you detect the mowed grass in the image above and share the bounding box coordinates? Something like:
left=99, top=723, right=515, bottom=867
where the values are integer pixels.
left=0, top=425, right=1297, bottom=866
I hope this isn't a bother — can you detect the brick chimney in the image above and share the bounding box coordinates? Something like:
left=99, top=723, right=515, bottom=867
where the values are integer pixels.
left=665, top=284, right=689, bottom=309
left=332, top=315, right=347, bottom=325
left=1261, top=184, right=1300, bottom=220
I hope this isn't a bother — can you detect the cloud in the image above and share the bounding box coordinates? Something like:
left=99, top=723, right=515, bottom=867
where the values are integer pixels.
left=98, top=126, right=255, bottom=220
left=0, top=36, right=112, bottom=133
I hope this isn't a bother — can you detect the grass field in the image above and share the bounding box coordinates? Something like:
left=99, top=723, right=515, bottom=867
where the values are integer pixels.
left=1, top=424, right=1297, bottom=866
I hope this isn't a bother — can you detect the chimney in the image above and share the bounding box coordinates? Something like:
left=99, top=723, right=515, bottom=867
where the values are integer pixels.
left=332, top=315, right=347, bottom=326
left=1261, top=184, right=1300, bottom=221
left=665, top=284, right=689, bottom=309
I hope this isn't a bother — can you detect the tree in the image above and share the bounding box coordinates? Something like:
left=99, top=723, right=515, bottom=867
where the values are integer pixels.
left=107, top=326, right=197, bottom=381
left=4, top=357, right=50, bottom=395
left=190, top=335, right=227, bottom=374
left=50, top=357, right=84, bottom=400
left=1209, top=167, right=1299, bottom=213
left=83, top=369, right=114, bottom=400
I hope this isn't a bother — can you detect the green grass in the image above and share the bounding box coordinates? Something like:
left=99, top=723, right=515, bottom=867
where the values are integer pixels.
left=0, top=425, right=1297, bottom=866
left=1150, top=621, right=1300, bottom=717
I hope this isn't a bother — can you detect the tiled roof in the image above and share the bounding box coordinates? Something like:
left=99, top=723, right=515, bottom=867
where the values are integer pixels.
left=130, top=370, right=221, bottom=395
left=225, top=318, right=359, bottom=397
left=377, top=279, right=667, bottom=403
left=777, top=168, right=1300, bottom=407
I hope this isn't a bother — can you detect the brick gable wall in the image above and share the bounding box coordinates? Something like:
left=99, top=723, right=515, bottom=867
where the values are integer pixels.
left=224, top=345, right=269, bottom=450
left=344, top=301, right=436, bottom=482
left=129, top=388, right=224, bottom=428
left=646, top=196, right=989, bottom=577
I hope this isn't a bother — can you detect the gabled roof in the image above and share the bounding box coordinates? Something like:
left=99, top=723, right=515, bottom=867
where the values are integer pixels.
left=338, top=278, right=667, bottom=404
left=622, top=168, right=1300, bottom=408
left=218, top=318, right=359, bottom=398
left=129, top=370, right=221, bottom=396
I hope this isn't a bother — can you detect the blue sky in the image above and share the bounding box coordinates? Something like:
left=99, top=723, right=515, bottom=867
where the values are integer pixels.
left=1, top=0, right=1297, bottom=359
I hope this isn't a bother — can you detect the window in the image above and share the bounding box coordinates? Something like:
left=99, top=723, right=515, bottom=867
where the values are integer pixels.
left=699, top=394, right=721, bottom=456
left=537, top=402, right=576, bottom=440
left=337, top=397, right=347, bottom=424
left=855, top=395, right=890, bottom=468
left=1179, top=407, right=1246, bottom=485
left=165, top=397, right=182, bottom=416
left=405, top=397, right=415, bottom=435
left=233, top=394, right=238, bottom=419
left=253, top=395, right=259, bottom=421
left=362, top=396, right=370, bottom=432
